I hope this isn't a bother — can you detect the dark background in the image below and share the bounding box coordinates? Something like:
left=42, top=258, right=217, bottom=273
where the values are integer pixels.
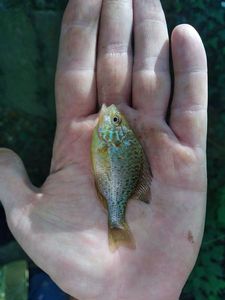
left=0, top=0, right=224, bottom=299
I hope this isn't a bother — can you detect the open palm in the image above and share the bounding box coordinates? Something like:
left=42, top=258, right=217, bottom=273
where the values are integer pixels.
left=0, top=1, right=207, bottom=300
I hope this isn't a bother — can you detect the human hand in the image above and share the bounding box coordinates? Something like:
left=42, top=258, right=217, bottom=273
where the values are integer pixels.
left=0, top=1, right=207, bottom=300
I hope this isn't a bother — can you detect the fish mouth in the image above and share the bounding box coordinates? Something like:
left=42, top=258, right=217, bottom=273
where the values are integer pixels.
left=100, top=103, right=107, bottom=113
left=98, top=104, right=107, bottom=125
left=98, top=103, right=119, bottom=126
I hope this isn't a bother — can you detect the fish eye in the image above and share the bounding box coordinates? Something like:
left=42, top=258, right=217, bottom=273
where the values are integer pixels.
left=112, top=115, right=121, bottom=125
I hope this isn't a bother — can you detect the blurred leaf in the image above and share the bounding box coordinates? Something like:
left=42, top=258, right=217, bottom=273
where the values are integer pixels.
left=218, top=188, right=225, bottom=226
left=0, top=8, right=42, bottom=116
left=0, top=241, right=30, bottom=266
left=0, top=260, right=28, bottom=300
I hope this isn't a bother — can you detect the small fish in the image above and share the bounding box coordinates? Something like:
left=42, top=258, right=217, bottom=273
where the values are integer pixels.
left=91, top=104, right=152, bottom=251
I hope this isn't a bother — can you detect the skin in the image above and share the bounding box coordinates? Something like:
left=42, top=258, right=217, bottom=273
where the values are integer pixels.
left=0, top=1, right=207, bottom=300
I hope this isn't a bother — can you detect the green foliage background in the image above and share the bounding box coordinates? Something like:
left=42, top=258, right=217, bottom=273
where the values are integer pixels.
left=0, top=0, right=224, bottom=299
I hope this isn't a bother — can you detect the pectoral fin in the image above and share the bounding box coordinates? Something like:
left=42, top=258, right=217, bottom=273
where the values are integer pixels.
left=131, top=154, right=152, bottom=203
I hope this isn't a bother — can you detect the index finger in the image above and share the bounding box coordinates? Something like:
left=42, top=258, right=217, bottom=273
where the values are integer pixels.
left=55, top=0, right=102, bottom=122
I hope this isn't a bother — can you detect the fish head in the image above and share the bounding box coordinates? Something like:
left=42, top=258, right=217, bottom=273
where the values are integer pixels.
left=97, top=104, right=129, bottom=146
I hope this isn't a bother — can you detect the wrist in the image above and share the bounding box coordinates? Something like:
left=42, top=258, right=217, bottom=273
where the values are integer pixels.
left=69, top=277, right=183, bottom=300
left=113, top=276, right=183, bottom=300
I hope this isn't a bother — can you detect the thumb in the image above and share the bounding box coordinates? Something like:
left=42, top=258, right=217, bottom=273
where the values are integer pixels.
left=0, top=148, right=36, bottom=220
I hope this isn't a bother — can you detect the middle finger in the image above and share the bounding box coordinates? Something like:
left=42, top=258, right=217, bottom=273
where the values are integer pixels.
left=97, top=0, right=133, bottom=106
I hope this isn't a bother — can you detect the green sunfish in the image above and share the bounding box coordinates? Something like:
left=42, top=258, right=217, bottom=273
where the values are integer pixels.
left=91, top=104, right=152, bottom=251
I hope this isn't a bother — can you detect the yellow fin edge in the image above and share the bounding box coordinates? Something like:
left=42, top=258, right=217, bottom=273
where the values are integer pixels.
left=108, top=222, right=136, bottom=252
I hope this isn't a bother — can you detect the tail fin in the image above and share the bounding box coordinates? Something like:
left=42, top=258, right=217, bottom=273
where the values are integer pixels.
left=108, top=222, right=136, bottom=252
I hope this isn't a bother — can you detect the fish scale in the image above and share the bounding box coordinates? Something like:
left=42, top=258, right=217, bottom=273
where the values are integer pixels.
left=106, top=135, right=143, bottom=227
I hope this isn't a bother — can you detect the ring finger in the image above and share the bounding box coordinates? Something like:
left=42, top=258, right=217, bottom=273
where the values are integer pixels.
left=133, top=0, right=170, bottom=118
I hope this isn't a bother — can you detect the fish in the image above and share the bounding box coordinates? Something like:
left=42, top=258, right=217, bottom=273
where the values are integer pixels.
left=91, top=104, right=152, bottom=251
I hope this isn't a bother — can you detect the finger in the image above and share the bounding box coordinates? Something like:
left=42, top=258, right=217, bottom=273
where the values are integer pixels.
left=170, top=25, right=208, bottom=149
left=132, top=0, right=170, bottom=117
left=0, top=148, right=35, bottom=220
left=97, top=0, right=133, bottom=106
left=55, top=0, right=102, bottom=121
